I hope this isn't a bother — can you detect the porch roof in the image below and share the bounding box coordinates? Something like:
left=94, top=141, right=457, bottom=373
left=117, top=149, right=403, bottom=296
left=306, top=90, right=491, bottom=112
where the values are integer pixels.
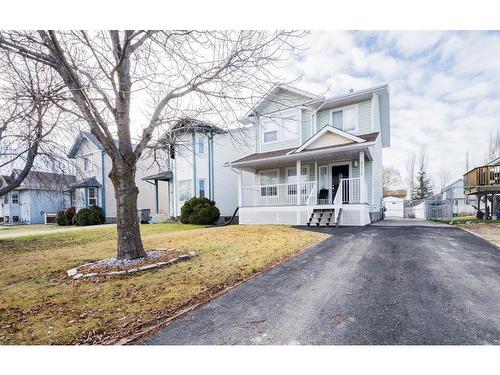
left=227, top=132, right=377, bottom=171
left=64, top=177, right=101, bottom=191
left=141, top=171, right=173, bottom=182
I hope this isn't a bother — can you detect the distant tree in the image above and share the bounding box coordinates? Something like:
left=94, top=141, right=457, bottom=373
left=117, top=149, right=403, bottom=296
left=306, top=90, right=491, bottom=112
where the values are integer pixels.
left=412, top=148, right=434, bottom=200
left=438, top=167, right=451, bottom=193
left=486, top=129, right=500, bottom=162
left=383, top=166, right=402, bottom=195
left=405, top=151, right=416, bottom=196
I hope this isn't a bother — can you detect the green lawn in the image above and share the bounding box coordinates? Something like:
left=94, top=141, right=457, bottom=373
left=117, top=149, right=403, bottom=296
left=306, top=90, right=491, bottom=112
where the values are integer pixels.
left=0, top=223, right=328, bottom=344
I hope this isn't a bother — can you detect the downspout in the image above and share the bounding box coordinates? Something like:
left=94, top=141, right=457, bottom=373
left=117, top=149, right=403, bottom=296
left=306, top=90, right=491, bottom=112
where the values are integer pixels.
left=208, top=130, right=215, bottom=200
left=101, top=151, right=106, bottom=218
left=313, top=97, right=328, bottom=132
left=192, top=132, right=197, bottom=198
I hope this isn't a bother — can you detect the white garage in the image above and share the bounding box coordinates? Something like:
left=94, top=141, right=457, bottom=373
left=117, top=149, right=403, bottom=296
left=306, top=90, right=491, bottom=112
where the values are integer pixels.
left=383, top=196, right=405, bottom=218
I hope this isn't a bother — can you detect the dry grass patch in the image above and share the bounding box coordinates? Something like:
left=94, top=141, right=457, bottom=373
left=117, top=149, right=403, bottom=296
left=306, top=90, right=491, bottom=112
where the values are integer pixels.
left=458, top=222, right=500, bottom=248
left=0, top=224, right=328, bottom=344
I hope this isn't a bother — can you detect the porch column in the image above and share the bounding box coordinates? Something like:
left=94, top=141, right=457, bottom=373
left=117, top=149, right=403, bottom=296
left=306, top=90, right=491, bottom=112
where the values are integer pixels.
left=154, top=180, right=159, bottom=214
left=359, top=151, right=366, bottom=203
left=492, top=193, right=497, bottom=220
left=296, top=159, right=301, bottom=205
left=237, top=170, right=242, bottom=207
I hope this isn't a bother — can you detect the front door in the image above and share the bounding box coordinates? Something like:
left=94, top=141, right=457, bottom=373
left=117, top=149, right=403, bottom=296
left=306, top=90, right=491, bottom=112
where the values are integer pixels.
left=331, top=165, right=349, bottom=203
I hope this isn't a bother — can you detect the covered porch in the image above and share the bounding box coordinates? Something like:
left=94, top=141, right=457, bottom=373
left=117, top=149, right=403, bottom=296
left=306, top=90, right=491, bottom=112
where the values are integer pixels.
left=141, top=171, right=173, bottom=221
left=229, top=139, right=374, bottom=226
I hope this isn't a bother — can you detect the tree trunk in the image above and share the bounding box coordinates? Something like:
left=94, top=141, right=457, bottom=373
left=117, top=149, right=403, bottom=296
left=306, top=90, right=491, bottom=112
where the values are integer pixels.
left=111, top=165, right=146, bottom=260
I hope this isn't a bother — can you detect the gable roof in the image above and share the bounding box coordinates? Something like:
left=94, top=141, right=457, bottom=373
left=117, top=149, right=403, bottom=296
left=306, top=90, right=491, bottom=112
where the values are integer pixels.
left=292, top=126, right=368, bottom=153
left=243, top=84, right=322, bottom=119
left=67, top=131, right=104, bottom=159
left=64, top=176, right=101, bottom=191
left=7, top=169, right=76, bottom=191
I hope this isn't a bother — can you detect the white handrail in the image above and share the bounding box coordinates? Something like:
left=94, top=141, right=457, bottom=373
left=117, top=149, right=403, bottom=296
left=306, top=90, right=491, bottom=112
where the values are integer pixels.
left=241, top=181, right=317, bottom=207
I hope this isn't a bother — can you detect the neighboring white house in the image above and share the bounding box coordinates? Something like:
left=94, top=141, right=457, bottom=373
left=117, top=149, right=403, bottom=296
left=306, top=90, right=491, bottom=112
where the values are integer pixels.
left=0, top=170, right=76, bottom=224
left=66, top=131, right=168, bottom=222
left=226, top=84, right=390, bottom=226
left=383, top=196, right=405, bottom=218
left=145, top=119, right=253, bottom=222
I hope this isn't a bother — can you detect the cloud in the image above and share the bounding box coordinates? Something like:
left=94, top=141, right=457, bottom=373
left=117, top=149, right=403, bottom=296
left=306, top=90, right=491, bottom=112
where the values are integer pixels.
left=290, top=31, right=500, bottom=187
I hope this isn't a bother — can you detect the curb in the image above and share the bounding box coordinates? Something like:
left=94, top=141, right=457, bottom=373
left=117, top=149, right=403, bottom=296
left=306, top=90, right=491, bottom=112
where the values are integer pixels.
left=456, top=226, right=500, bottom=250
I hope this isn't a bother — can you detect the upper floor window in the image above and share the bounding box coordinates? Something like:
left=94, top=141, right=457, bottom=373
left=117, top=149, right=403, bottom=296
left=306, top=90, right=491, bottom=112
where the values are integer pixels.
left=261, top=109, right=299, bottom=144
left=11, top=192, right=19, bottom=204
left=331, top=106, right=357, bottom=131
left=195, top=135, right=205, bottom=155
left=88, top=187, right=98, bottom=206
left=3, top=195, right=8, bottom=204
left=83, top=157, right=92, bottom=171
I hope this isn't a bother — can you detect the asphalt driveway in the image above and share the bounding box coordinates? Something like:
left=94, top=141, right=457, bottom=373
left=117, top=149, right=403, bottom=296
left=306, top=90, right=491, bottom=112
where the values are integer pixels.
left=138, top=221, right=500, bottom=345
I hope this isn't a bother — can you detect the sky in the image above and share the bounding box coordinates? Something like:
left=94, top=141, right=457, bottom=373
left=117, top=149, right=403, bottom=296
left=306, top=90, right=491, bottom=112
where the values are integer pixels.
left=285, top=31, right=500, bottom=189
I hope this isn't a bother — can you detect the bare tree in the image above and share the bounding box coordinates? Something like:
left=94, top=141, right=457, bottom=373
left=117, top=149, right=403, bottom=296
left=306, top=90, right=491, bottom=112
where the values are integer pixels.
left=438, top=167, right=451, bottom=193
left=405, top=151, right=416, bottom=197
left=0, top=53, right=68, bottom=196
left=382, top=165, right=402, bottom=195
left=486, top=129, right=500, bottom=162
left=0, top=31, right=304, bottom=259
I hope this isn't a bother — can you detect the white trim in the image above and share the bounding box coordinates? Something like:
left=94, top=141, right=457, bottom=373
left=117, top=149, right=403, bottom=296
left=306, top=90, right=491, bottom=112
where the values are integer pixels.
left=259, top=108, right=301, bottom=147
left=228, top=141, right=376, bottom=168
left=285, top=165, right=310, bottom=182
left=293, top=125, right=367, bottom=153
left=329, top=104, right=358, bottom=132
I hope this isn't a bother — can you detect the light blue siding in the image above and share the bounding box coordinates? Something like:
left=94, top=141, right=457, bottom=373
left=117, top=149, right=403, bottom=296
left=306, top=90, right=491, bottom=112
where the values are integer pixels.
left=301, top=109, right=313, bottom=143
left=358, top=100, right=371, bottom=133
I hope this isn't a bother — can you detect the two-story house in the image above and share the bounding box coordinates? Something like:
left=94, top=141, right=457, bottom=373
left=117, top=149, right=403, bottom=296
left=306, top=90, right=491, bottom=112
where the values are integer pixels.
left=226, top=84, right=390, bottom=226
left=144, top=119, right=253, bottom=223
left=0, top=170, right=75, bottom=224
left=66, top=131, right=169, bottom=222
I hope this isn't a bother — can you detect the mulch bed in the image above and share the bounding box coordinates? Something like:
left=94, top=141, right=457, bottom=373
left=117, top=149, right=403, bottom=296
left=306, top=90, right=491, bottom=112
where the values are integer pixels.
left=67, top=248, right=196, bottom=279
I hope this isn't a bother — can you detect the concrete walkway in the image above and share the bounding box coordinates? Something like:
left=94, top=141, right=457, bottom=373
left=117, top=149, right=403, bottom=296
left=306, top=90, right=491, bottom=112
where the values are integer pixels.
left=138, top=223, right=500, bottom=345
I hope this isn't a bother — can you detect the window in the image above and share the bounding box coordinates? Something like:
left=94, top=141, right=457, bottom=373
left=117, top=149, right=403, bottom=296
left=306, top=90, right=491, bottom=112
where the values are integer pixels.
left=263, top=130, right=278, bottom=143
left=11, top=192, right=19, bottom=204
left=3, top=195, right=8, bottom=204
left=88, top=187, right=98, bottom=206
left=197, top=179, right=206, bottom=198
left=83, top=157, right=91, bottom=171
left=331, top=106, right=357, bottom=131
left=286, top=167, right=309, bottom=195
left=195, top=136, right=205, bottom=155
left=178, top=180, right=192, bottom=201
left=259, top=170, right=278, bottom=196
left=261, top=110, right=299, bottom=144
left=12, top=215, right=19, bottom=223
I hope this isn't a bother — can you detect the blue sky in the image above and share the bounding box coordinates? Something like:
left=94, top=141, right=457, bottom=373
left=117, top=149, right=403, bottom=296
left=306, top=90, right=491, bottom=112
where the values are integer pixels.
left=286, top=31, right=500, bottom=189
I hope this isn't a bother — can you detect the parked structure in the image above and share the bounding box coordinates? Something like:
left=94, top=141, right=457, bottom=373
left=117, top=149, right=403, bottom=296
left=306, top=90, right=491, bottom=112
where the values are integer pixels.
left=463, top=156, right=500, bottom=220
left=227, top=84, right=390, bottom=226
left=0, top=170, right=76, bottom=224
left=383, top=196, right=405, bottom=218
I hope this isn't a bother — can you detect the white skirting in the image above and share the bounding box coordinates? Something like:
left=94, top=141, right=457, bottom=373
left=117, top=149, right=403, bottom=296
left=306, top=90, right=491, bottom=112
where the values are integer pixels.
left=239, top=204, right=371, bottom=226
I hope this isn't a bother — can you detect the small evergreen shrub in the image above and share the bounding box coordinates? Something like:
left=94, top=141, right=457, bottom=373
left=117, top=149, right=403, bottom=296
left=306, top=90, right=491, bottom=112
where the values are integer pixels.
left=56, top=207, right=76, bottom=226
left=180, top=197, right=220, bottom=225
left=73, top=208, right=94, bottom=226
left=89, top=205, right=105, bottom=224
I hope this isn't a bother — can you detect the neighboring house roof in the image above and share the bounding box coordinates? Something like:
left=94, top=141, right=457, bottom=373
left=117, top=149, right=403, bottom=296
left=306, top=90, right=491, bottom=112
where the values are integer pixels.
left=1, top=174, right=13, bottom=186
left=383, top=189, right=407, bottom=198
left=486, top=156, right=500, bottom=166
left=67, top=131, right=104, bottom=158
left=5, top=169, right=77, bottom=191
left=440, top=179, right=463, bottom=194
left=64, top=177, right=102, bottom=191
left=169, top=118, right=226, bottom=135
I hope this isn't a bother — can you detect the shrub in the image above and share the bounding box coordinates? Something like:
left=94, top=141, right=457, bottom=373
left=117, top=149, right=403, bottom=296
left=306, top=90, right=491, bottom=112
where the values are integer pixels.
left=73, top=208, right=95, bottom=226
left=180, top=197, right=220, bottom=225
left=89, top=205, right=105, bottom=224
left=56, top=207, right=76, bottom=226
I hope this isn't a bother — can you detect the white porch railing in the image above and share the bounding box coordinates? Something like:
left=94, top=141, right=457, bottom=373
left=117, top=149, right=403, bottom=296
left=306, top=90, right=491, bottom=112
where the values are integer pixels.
left=338, top=177, right=368, bottom=204
left=241, top=181, right=317, bottom=207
